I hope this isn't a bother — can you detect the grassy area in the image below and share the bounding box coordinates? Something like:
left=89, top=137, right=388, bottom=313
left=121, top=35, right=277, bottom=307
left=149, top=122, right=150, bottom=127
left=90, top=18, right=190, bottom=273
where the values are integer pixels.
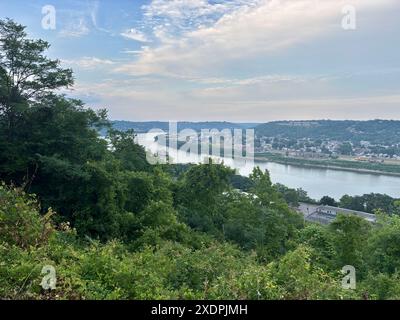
left=255, top=152, right=400, bottom=176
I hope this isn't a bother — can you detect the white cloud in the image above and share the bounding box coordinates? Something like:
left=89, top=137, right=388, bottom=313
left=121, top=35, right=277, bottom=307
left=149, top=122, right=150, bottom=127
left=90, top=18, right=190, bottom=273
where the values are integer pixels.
left=117, top=0, right=395, bottom=78
left=189, top=74, right=309, bottom=86
left=121, top=28, right=151, bottom=42
left=62, top=57, right=115, bottom=69
left=59, top=0, right=399, bottom=121
left=59, top=18, right=90, bottom=38
left=58, top=2, right=111, bottom=38
left=142, top=0, right=259, bottom=31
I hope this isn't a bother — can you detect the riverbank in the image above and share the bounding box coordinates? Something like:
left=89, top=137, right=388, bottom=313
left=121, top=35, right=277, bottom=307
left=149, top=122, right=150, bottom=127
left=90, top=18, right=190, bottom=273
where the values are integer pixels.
left=137, top=134, right=400, bottom=199
left=139, top=134, right=400, bottom=177
left=255, top=152, right=400, bottom=177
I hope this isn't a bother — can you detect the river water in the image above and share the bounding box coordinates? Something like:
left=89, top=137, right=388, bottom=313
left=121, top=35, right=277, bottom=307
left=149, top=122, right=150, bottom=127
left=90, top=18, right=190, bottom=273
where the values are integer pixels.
left=136, top=133, right=400, bottom=200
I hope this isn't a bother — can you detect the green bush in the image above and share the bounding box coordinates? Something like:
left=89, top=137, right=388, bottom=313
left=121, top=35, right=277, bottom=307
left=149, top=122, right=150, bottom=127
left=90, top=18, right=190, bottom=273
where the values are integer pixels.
left=0, top=184, right=54, bottom=249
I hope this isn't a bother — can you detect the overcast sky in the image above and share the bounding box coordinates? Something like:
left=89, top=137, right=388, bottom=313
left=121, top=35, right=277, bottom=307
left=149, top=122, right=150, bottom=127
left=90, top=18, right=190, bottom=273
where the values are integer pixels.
left=1, top=0, right=400, bottom=122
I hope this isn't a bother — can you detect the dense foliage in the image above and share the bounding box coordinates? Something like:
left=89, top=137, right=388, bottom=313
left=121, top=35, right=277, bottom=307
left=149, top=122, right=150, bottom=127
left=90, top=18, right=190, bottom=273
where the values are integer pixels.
left=2, top=182, right=400, bottom=300
left=1, top=19, right=400, bottom=300
left=339, top=193, right=399, bottom=214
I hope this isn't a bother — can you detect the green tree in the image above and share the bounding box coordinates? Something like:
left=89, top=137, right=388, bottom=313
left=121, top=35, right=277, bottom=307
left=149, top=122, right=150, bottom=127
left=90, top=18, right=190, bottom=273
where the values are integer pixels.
left=176, top=162, right=234, bottom=233
left=0, top=19, right=93, bottom=186
left=339, top=193, right=395, bottom=214
left=0, top=19, right=145, bottom=241
left=298, top=224, right=336, bottom=270
left=108, top=129, right=149, bottom=172
left=319, top=196, right=337, bottom=207
left=365, top=215, right=400, bottom=275
left=329, top=214, right=371, bottom=272
left=274, top=183, right=299, bottom=207
left=221, top=190, right=302, bottom=260
left=338, top=142, right=353, bottom=155
left=393, top=200, right=400, bottom=215
left=0, top=19, right=72, bottom=139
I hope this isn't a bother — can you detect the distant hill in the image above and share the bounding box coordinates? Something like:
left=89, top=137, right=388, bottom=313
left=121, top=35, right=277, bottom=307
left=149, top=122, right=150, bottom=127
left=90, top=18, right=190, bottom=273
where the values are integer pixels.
left=109, top=121, right=259, bottom=133
left=255, top=120, right=400, bottom=145
left=102, top=120, right=400, bottom=146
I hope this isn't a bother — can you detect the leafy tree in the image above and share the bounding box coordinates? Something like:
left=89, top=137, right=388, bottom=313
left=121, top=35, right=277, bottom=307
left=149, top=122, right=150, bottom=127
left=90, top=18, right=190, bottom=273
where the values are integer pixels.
left=0, top=19, right=106, bottom=188
left=176, top=162, right=234, bottom=233
left=0, top=19, right=72, bottom=139
left=337, top=142, right=353, bottom=155
left=275, top=186, right=316, bottom=205
left=108, top=129, right=149, bottom=172
left=298, top=224, right=336, bottom=270
left=229, top=174, right=254, bottom=191
left=70, top=160, right=128, bottom=240
left=339, top=193, right=396, bottom=214
left=319, top=196, right=337, bottom=207
left=221, top=190, right=302, bottom=260
left=248, top=168, right=284, bottom=204
left=274, top=183, right=300, bottom=206
left=179, top=161, right=234, bottom=205
left=329, top=214, right=371, bottom=272
left=365, top=215, right=400, bottom=275
left=393, top=200, right=400, bottom=215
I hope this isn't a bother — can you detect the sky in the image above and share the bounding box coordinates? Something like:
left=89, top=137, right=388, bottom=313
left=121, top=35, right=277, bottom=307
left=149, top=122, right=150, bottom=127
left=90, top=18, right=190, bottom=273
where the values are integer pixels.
left=1, top=0, right=400, bottom=122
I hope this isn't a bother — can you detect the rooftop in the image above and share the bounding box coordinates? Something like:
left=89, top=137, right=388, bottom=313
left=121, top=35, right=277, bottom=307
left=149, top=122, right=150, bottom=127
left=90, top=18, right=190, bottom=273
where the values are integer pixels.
left=317, top=205, right=376, bottom=222
left=297, top=203, right=376, bottom=225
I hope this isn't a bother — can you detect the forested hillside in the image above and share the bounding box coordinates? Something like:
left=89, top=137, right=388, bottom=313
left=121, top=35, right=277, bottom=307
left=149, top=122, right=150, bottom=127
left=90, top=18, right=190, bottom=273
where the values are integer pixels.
left=2, top=19, right=400, bottom=300
left=108, top=121, right=258, bottom=134
left=255, top=120, right=400, bottom=145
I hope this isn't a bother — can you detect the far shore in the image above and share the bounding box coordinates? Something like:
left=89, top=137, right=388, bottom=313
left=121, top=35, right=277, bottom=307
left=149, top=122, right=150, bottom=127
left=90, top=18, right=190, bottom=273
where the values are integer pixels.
left=254, top=155, right=400, bottom=178
left=138, top=134, right=400, bottom=178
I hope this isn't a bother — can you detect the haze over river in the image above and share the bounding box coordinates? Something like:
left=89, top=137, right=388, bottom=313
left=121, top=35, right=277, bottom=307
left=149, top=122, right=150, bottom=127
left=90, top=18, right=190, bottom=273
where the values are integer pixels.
left=137, top=134, right=400, bottom=200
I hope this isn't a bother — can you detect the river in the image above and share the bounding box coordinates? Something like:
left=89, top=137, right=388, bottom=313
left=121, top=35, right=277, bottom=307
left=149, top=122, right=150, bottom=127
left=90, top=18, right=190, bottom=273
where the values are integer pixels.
left=136, top=133, right=400, bottom=200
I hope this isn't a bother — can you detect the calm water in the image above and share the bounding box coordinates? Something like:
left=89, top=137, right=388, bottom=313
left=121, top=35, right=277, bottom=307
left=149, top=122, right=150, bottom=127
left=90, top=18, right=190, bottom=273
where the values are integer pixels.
left=249, top=162, right=400, bottom=200
left=137, top=134, right=400, bottom=200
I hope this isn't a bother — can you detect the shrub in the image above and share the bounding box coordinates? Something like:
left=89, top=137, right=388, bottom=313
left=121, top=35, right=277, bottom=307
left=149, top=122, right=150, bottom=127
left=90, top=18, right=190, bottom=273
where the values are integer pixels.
left=0, top=183, right=54, bottom=248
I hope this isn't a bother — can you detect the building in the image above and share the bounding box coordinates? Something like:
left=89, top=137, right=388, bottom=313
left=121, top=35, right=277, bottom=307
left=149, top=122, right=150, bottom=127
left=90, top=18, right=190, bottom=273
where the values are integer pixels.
left=297, top=203, right=376, bottom=225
